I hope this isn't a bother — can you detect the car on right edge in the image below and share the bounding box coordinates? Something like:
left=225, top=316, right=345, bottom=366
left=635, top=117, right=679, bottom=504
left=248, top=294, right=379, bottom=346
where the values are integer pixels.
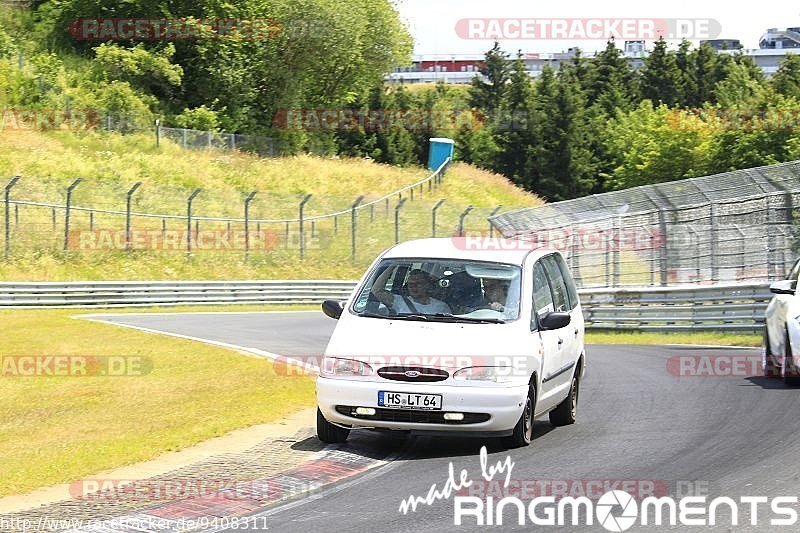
left=764, top=257, right=800, bottom=385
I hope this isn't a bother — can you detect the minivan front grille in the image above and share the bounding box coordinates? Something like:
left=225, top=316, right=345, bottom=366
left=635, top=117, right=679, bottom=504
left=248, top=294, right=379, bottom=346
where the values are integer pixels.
left=377, top=366, right=449, bottom=382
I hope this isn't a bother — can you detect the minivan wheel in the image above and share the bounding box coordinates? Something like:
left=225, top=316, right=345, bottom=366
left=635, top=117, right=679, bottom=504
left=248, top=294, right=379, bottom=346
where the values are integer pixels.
left=504, top=385, right=535, bottom=448
left=317, top=408, right=350, bottom=443
left=783, top=331, right=800, bottom=386
left=764, top=328, right=780, bottom=377
left=550, top=374, right=579, bottom=426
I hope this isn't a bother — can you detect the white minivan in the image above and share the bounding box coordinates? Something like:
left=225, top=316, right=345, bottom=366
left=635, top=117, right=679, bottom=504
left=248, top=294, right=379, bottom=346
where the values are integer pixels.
left=317, top=238, right=586, bottom=448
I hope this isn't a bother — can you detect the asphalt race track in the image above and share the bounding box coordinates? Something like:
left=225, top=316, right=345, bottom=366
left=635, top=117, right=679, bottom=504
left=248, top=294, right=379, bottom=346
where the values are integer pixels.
left=89, top=311, right=800, bottom=532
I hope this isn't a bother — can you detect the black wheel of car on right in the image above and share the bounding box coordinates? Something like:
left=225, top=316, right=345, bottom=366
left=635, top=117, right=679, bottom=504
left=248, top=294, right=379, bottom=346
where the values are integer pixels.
left=317, top=408, right=350, bottom=444
left=783, top=330, right=800, bottom=386
left=764, top=328, right=780, bottom=378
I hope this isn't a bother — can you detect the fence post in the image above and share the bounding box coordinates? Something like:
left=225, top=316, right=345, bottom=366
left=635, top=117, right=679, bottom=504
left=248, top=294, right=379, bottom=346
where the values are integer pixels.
left=299, top=194, right=312, bottom=260
left=89, top=210, right=94, bottom=232
left=457, top=206, right=473, bottom=237
left=244, top=191, right=257, bottom=262
left=351, top=195, right=364, bottom=262
left=431, top=199, right=445, bottom=238
left=488, top=205, right=502, bottom=238
left=63, top=178, right=82, bottom=251
left=52, top=207, right=56, bottom=230
left=656, top=210, right=669, bottom=286
left=4, top=176, right=20, bottom=261
left=395, top=198, right=407, bottom=244
left=155, top=119, right=160, bottom=147
left=161, top=218, right=166, bottom=241
left=125, top=182, right=142, bottom=253
left=182, top=128, right=187, bottom=149
left=186, top=188, right=201, bottom=253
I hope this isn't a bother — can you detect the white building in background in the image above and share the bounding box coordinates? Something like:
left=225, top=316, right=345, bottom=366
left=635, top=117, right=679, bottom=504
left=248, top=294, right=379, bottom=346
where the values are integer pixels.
left=387, top=28, right=800, bottom=84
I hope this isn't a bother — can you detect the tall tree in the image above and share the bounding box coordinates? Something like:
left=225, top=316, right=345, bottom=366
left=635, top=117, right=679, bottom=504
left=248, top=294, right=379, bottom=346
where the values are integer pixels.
left=690, top=43, right=719, bottom=106
left=585, top=39, right=637, bottom=113
left=639, top=37, right=680, bottom=106
left=493, top=52, right=536, bottom=184
left=468, top=41, right=510, bottom=118
left=529, top=67, right=596, bottom=200
left=674, top=39, right=697, bottom=108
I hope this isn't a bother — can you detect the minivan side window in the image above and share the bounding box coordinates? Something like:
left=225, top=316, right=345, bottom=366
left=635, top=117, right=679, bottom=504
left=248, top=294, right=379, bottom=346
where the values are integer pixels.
left=542, top=256, right=570, bottom=313
left=532, top=262, right=555, bottom=330
left=553, top=254, right=579, bottom=310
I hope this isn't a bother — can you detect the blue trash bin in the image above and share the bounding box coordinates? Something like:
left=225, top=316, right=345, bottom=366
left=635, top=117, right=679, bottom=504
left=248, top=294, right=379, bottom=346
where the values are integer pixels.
left=427, top=137, right=455, bottom=171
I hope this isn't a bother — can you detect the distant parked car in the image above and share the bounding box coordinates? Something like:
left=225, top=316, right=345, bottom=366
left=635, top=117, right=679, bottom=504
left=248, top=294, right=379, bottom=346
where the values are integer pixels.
left=316, top=238, right=586, bottom=448
left=764, top=257, right=800, bottom=385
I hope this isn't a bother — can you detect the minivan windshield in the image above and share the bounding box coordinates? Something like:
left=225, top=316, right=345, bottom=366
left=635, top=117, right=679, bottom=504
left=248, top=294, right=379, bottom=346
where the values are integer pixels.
left=351, top=258, right=522, bottom=322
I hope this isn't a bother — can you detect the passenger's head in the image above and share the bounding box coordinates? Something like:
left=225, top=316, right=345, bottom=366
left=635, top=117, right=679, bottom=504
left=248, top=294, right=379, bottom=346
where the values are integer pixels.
left=483, top=278, right=508, bottom=302
left=407, top=269, right=434, bottom=299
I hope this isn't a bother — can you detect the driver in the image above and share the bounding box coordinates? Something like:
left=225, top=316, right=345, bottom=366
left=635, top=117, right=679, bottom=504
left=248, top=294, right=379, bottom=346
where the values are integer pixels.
left=372, top=266, right=451, bottom=314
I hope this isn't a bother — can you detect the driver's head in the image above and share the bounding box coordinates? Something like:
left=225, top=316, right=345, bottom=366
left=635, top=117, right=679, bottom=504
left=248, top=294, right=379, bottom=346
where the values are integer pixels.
left=407, top=269, right=433, bottom=299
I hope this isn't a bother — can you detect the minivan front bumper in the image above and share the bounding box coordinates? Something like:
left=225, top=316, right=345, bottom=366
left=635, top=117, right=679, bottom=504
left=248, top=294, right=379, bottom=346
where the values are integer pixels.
left=317, top=376, right=528, bottom=433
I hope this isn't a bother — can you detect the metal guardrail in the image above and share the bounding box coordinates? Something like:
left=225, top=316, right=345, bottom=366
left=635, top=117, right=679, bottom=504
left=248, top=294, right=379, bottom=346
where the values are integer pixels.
left=580, top=282, right=771, bottom=332
left=0, top=280, right=356, bottom=308
left=0, top=280, right=772, bottom=332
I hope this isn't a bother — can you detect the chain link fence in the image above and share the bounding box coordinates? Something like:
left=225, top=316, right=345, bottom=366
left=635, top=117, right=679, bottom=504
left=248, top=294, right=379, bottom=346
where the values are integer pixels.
left=489, top=160, right=800, bottom=288
left=1, top=160, right=517, bottom=266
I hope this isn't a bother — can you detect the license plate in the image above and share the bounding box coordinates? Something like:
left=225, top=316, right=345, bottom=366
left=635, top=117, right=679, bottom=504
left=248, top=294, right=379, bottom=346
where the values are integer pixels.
left=378, top=391, right=442, bottom=410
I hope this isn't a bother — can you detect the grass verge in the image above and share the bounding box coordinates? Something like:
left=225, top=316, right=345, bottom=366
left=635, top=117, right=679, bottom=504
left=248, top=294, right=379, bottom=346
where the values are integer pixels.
left=0, top=307, right=316, bottom=497
left=585, top=330, right=762, bottom=347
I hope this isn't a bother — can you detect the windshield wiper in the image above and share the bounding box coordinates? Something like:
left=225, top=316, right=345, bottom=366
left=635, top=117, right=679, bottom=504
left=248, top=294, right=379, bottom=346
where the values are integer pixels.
left=358, top=312, right=429, bottom=321
left=429, top=313, right=506, bottom=324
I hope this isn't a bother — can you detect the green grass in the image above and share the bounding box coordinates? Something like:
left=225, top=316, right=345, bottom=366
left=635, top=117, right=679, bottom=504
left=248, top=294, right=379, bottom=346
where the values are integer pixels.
left=0, top=129, right=542, bottom=281
left=585, top=330, right=762, bottom=347
left=0, top=307, right=316, bottom=497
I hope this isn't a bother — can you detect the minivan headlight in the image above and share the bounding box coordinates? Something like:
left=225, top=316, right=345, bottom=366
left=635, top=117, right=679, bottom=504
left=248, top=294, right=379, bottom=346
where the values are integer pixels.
left=320, top=357, right=374, bottom=377
left=453, top=366, right=514, bottom=383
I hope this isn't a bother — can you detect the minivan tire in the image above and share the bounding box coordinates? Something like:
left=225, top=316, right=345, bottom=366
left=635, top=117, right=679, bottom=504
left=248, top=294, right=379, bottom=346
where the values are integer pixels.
left=504, top=385, right=535, bottom=448
left=317, top=408, right=350, bottom=443
left=550, top=374, right=579, bottom=426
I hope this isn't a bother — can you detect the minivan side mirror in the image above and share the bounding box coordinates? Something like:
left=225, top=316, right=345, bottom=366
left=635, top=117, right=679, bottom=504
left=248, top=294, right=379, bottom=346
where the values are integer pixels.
left=322, top=300, right=344, bottom=320
left=540, top=312, right=571, bottom=330
left=770, top=280, right=796, bottom=295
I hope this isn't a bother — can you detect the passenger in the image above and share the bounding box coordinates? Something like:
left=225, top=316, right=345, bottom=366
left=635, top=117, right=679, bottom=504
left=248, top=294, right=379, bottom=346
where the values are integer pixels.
left=481, top=278, right=509, bottom=312
left=372, top=267, right=451, bottom=314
